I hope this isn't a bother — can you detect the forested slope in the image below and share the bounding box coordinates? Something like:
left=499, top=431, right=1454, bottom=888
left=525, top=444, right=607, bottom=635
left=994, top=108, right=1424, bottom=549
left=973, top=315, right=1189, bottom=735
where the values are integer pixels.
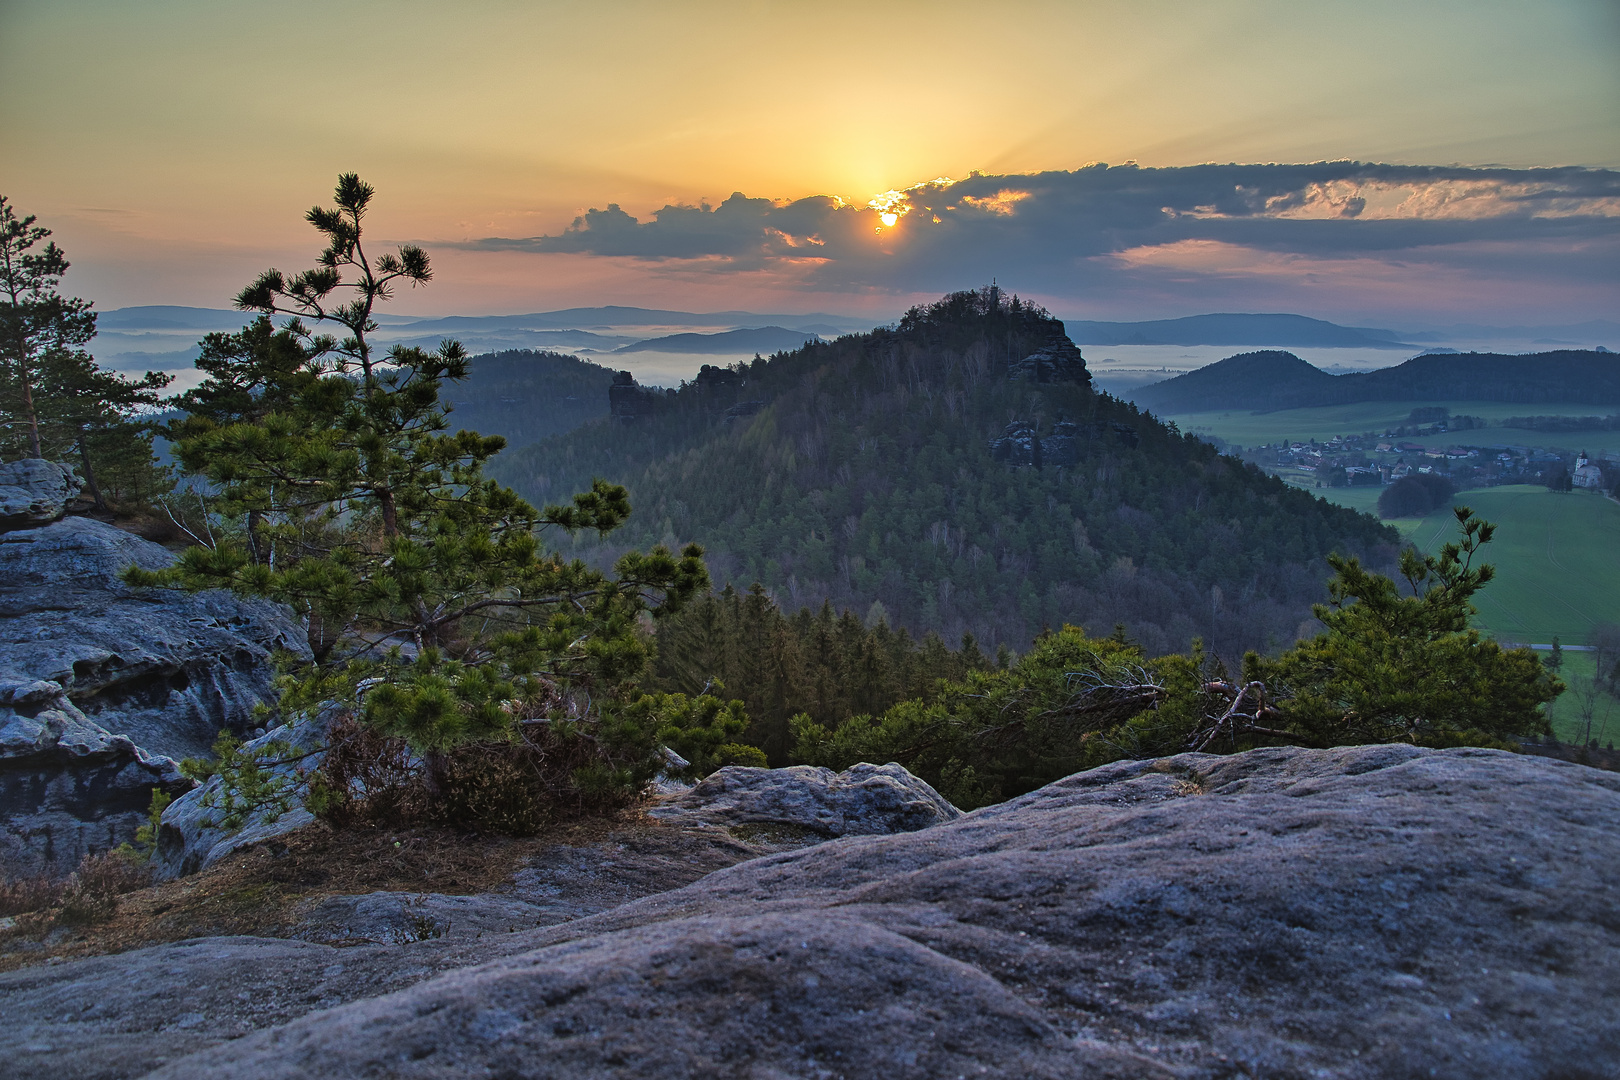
left=443, top=350, right=614, bottom=447
left=491, top=289, right=1396, bottom=658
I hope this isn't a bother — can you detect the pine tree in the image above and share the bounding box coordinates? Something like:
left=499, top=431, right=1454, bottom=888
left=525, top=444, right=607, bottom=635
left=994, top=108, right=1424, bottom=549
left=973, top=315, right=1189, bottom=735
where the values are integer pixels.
left=0, top=195, right=170, bottom=504
left=131, top=175, right=714, bottom=818
left=1246, top=507, right=1560, bottom=746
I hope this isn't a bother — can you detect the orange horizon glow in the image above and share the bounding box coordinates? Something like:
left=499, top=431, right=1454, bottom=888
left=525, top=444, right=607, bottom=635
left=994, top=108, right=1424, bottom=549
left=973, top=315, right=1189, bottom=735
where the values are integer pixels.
left=1, top=1, right=1615, bottom=322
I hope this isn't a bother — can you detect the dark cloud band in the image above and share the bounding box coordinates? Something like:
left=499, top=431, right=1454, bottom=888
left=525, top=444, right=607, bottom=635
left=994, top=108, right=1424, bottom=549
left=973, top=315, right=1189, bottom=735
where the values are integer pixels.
left=461, top=163, right=1620, bottom=297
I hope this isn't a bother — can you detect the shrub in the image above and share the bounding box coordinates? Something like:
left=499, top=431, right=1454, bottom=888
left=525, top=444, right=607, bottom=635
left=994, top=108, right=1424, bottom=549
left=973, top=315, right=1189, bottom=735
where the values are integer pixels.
left=1378, top=473, right=1455, bottom=518
left=796, top=508, right=1560, bottom=802
left=306, top=690, right=750, bottom=832
left=0, top=873, right=61, bottom=918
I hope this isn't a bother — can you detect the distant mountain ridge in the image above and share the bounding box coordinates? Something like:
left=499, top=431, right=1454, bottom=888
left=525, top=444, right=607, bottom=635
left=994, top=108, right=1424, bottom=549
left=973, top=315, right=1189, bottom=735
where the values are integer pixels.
left=616, top=327, right=822, bottom=355
left=1131, top=349, right=1620, bottom=413
left=1065, top=313, right=1417, bottom=349
left=97, top=305, right=867, bottom=336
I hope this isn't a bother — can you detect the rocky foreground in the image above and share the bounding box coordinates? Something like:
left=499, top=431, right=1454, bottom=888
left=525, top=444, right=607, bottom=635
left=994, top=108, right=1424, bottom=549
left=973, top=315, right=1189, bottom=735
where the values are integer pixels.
left=4, top=744, right=1617, bottom=1080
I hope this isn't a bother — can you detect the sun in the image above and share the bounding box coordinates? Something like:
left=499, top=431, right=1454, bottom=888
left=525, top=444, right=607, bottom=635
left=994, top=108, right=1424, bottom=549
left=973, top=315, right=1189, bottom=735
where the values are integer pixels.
left=868, top=189, right=911, bottom=231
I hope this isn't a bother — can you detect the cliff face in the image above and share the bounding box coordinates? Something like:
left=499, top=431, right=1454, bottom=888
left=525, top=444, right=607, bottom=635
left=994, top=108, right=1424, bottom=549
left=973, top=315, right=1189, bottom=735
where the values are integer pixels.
left=0, top=459, right=309, bottom=876
left=0, top=514, right=309, bottom=762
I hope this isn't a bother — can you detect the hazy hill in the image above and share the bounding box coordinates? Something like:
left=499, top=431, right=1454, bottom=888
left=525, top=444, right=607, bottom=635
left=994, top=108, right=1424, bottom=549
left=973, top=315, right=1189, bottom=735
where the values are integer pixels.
left=490, top=288, right=1394, bottom=658
left=1134, top=349, right=1620, bottom=414
left=1066, top=313, right=1414, bottom=349
left=92, top=305, right=868, bottom=371
left=616, top=327, right=823, bottom=354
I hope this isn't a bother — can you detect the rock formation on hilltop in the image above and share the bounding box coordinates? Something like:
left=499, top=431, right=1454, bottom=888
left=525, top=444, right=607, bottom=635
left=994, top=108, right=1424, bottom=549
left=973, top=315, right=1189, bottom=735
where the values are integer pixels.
left=0, top=459, right=308, bottom=876
left=5, top=744, right=1616, bottom=1079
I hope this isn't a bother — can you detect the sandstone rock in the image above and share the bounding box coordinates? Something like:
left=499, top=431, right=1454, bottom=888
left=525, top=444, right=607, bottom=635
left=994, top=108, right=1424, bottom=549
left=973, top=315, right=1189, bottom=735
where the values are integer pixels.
left=294, top=892, right=555, bottom=945
left=647, top=761, right=961, bottom=837
left=5, top=745, right=1618, bottom=1079
left=0, top=826, right=789, bottom=1080
left=0, top=514, right=309, bottom=876
left=1008, top=339, right=1089, bottom=384
left=152, top=709, right=338, bottom=881
left=0, top=936, right=491, bottom=1080
left=0, top=515, right=310, bottom=762
left=0, top=459, right=80, bottom=529
left=0, top=679, right=191, bottom=876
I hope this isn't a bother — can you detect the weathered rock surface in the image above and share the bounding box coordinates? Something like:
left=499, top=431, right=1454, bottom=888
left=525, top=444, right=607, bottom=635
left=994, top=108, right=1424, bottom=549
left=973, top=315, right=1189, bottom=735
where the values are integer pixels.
left=0, top=459, right=79, bottom=528
left=4, top=745, right=1617, bottom=1079
left=151, top=710, right=335, bottom=881
left=292, top=892, right=554, bottom=945
left=0, top=512, right=309, bottom=876
left=0, top=680, right=191, bottom=876
left=647, top=761, right=961, bottom=837
left=0, top=824, right=796, bottom=1080
left=0, top=515, right=310, bottom=762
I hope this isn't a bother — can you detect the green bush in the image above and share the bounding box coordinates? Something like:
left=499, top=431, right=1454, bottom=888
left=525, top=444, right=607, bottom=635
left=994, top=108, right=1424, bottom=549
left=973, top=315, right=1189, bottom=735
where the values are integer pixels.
left=796, top=508, right=1560, bottom=804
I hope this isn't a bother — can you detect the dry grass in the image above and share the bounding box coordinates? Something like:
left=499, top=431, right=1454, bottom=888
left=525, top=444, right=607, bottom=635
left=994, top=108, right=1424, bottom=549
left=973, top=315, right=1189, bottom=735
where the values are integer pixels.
left=0, top=812, right=648, bottom=973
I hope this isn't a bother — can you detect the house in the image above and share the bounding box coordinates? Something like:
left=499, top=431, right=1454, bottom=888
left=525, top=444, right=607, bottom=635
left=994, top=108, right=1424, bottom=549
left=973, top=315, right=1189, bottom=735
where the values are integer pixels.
left=1573, top=451, right=1605, bottom=490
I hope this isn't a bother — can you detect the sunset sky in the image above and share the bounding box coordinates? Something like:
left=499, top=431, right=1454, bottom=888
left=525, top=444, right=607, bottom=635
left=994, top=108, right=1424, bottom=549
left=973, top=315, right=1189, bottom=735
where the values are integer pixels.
left=2, top=0, right=1616, bottom=326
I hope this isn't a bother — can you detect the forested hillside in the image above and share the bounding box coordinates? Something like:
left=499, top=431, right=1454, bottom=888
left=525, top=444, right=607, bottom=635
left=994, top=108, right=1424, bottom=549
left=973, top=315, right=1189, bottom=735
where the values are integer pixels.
left=491, top=288, right=1396, bottom=658
left=443, top=350, right=614, bottom=447
left=1134, top=348, right=1619, bottom=413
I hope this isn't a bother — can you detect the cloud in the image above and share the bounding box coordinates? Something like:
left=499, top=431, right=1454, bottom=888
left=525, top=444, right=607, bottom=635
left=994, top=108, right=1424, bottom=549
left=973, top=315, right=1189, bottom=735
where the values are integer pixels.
left=458, top=163, right=1620, bottom=317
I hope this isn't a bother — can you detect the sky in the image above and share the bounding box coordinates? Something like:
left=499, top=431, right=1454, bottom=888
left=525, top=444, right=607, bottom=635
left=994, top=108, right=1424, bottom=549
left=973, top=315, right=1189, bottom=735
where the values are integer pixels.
left=2, top=0, right=1617, bottom=328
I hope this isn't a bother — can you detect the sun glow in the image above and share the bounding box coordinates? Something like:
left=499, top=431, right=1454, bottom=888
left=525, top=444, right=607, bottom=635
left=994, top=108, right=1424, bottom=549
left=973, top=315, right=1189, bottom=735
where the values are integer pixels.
left=867, top=177, right=957, bottom=230
left=868, top=189, right=911, bottom=230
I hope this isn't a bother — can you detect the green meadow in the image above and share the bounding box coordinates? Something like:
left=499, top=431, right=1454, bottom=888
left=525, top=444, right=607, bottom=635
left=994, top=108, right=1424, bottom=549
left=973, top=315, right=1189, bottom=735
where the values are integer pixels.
left=1164, top=399, right=1620, bottom=453
left=1310, top=483, right=1620, bottom=739
left=1307, top=485, right=1618, bottom=645
left=1304, top=484, right=1385, bottom=514
left=1391, top=486, right=1620, bottom=647
left=1543, top=649, right=1620, bottom=746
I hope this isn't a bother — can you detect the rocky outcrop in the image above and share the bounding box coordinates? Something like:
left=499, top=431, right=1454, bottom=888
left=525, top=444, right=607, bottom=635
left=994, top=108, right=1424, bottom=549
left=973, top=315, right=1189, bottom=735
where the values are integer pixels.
left=991, top=418, right=1135, bottom=467
left=151, top=709, right=337, bottom=881
left=0, top=459, right=80, bottom=528
left=649, top=761, right=960, bottom=837
left=1008, top=339, right=1090, bottom=385
left=607, top=370, right=670, bottom=423
left=0, top=484, right=310, bottom=876
left=0, top=516, right=310, bottom=762
left=0, top=679, right=191, bottom=877
left=5, top=745, right=1618, bottom=1079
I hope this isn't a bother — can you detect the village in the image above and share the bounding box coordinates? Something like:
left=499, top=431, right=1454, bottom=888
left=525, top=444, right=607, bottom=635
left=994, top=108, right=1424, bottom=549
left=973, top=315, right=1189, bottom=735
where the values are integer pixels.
left=1235, top=411, right=1615, bottom=496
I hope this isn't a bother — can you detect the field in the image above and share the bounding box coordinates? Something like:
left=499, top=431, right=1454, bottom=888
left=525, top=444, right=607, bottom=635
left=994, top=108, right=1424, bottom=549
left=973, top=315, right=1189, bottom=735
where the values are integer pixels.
left=1300, top=484, right=1385, bottom=514
left=1392, top=486, right=1619, bottom=646
left=1543, top=649, right=1620, bottom=746
left=1163, top=399, right=1620, bottom=453
left=1310, top=483, right=1620, bottom=741
left=1307, top=485, right=1619, bottom=645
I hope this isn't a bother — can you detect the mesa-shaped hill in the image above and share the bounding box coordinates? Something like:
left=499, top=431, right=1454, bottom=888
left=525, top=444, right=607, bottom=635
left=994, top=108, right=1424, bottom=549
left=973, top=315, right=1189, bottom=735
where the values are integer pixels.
left=1066, top=313, right=1414, bottom=348
left=1134, top=348, right=1620, bottom=414
left=490, top=289, right=1393, bottom=657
